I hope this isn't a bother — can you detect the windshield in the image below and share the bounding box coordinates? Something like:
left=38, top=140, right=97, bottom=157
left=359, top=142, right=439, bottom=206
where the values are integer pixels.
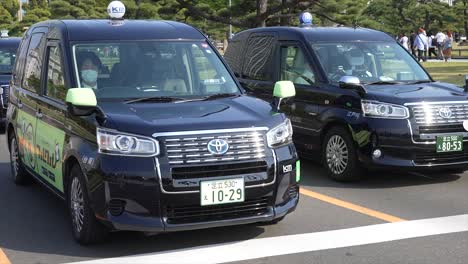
left=0, top=46, right=17, bottom=74
left=311, top=42, right=431, bottom=84
left=72, top=41, right=239, bottom=100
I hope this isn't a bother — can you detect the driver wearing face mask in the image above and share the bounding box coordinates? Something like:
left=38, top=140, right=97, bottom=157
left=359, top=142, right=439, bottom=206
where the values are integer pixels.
left=77, top=52, right=102, bottom=89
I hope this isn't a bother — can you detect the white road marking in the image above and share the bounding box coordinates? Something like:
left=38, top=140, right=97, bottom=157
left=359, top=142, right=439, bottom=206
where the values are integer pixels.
left=69, top=214, right=468, bottom=264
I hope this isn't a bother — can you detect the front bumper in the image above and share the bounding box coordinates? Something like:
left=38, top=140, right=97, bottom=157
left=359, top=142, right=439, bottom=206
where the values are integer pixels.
left=86, top=144, right=299, bottom=232
left=352, top=118, right=468, bottom=170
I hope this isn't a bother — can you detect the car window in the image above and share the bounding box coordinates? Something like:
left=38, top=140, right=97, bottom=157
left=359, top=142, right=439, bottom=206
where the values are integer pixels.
left=23, top=33, right=45, bottom=93
left=0, top=45, right=17, bottom=75
left=73, top=41, right=239, bottom=100
left=280, top=46, right=315, bottom=85
left=312, top=42, right=430, bottom=84
left=45, top=46, right=66, bottom=101
left=241, top=35, right=275, bottom=81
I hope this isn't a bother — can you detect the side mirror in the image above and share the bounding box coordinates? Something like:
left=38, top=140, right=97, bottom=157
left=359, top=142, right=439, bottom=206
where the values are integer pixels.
left=66, top=88, right=97, bottom=116
left=339, top=76, right=366, bottom=95
left=272, top=81, right=296, bottom=111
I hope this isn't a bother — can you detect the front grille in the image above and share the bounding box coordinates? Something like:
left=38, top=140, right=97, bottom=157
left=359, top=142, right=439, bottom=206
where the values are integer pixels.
left=0, top=85, right=8, bottom=109
left=411, top=103, right=468, bottom=124
left=419, top=124, right=465, bottom=134
left=165, top=197, right=270, bottom=224
left=164, top=132, right=267, bottom=165
left=172, top=161, right=267, bottom=180
left=287, top=184, right=299, bottom=199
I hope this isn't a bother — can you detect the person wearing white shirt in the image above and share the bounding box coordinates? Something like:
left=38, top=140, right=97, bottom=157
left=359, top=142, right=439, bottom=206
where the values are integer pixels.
left=435, top=31, right=446, bottom=60
left=413, top=29, right=428, bottom=62
left=399, top=34, right=409, bottom=50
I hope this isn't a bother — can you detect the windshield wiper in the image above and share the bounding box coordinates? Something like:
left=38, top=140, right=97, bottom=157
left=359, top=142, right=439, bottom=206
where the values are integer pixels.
left=201, top=93, right=239, bottom=101
left=124, top=96, right=188, bottom=104
left=364, top=81, right=403, bottom=85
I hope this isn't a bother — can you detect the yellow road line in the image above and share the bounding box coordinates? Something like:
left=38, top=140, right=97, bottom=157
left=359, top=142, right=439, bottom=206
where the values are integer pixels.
left=0, top=248, right=11, bottom=264
left=300, top=188, right=406, bottom=223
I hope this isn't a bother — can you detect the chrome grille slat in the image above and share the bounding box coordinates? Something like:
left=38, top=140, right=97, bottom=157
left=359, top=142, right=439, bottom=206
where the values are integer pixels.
left=411, top=103, right=468, bottom=124
left=164, top=132, right=267, bottom=165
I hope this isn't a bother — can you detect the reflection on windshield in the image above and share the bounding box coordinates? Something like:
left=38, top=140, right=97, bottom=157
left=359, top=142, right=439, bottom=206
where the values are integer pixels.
left=73, top=41, right=239, bottom=100
left=311, top=42, right=430, bottom=84
left=0, top=48, right=17, bottom=74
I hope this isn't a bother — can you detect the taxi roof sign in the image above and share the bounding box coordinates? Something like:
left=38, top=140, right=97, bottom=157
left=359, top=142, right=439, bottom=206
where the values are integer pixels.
left=107, top=1, right=126, bottom=19
left=299, top=12, right=313, bottom=27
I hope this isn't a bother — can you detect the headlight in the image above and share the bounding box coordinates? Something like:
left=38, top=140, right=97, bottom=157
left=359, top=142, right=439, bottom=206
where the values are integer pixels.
left=361, top=100, right=409, bottom=119
left=97, top=128, right=159, bottom=156
left=267, top=119, right=293, bottom=148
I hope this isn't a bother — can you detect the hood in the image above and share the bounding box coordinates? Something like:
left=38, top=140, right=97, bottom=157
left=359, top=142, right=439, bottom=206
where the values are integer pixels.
left=98, top=95, right=284, bottom=137
left=364, top=82, right=468, bottom=104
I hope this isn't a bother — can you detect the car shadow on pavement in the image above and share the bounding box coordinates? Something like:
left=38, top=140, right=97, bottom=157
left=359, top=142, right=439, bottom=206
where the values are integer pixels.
left=0, top=161, right=266, bottom=261
left=299, top=159, right=462, bottom=190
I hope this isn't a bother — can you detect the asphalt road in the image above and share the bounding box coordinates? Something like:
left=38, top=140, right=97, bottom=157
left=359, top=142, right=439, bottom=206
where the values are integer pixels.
left=0, top=133, right=467, bottom=264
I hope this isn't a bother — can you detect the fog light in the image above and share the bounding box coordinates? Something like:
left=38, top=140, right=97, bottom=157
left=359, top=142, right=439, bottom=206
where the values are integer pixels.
left=372, top=149, right=382, bottom=159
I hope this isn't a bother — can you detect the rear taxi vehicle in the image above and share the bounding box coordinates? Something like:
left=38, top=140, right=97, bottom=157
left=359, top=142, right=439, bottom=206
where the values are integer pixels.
left=0, top=30, right=21, bottom=131
left=5, top=4, right=300, bottom=244
left=224, top=13, right=468, bottom=181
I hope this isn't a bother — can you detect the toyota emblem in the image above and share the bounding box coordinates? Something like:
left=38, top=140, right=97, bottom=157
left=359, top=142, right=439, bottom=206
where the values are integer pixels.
left=438, top=107, right=452, bottom=119
left=207, top=139, right=229, bottom=155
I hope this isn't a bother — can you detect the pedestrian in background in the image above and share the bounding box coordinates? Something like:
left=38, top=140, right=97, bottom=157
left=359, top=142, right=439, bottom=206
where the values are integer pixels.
left=410, top=31, right=417, bottom=57
left=428, top=33, right=438, bottom=59
left=399, top=33, right=409, bottom=50
left=413, top=28, right=428, bottom=62
left=443, top=31, right=453, bottom=62
left=435, top=31, right=446, bottom=60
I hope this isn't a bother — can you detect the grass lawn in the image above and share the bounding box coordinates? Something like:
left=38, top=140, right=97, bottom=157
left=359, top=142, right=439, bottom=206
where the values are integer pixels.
left=421, top=62, right=468, bottom=87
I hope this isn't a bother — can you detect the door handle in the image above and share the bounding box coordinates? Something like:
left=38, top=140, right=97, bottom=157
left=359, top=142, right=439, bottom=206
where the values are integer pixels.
left=307, top=112, right=318, bottom=116
left=36, top=110, right=43, bottom=119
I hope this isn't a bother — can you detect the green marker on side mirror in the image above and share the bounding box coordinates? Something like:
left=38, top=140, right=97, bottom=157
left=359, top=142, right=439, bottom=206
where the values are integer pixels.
left=272, top=81, right=296, bottom=111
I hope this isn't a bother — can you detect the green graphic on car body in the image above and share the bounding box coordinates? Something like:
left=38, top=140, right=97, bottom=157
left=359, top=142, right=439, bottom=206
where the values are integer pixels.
left=16, top=110, right=66, bottom=192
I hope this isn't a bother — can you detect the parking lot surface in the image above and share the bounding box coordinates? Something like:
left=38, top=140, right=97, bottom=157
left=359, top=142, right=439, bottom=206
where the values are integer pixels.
left=0, top=134, right=467, bottom=264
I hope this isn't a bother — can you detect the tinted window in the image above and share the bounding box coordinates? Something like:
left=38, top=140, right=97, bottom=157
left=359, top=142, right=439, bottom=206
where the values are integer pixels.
left=23, top=33, right=45, bottom=93
left=73, top=41, right=239, bottom=100
left=242, top=35, right=275, bottom=81
left=224, top=39, right=243, bottom=75
left=45, top=46, right=66, bottom=101
left=280, top=46, right=315, bottom=85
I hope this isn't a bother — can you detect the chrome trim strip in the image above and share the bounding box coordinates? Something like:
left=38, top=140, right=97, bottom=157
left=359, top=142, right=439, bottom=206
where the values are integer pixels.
left=405, top=101, right=468, bottom=106
left=412, top=160, right=468, bottom=167
left=152, top=127, right=269, bottom=138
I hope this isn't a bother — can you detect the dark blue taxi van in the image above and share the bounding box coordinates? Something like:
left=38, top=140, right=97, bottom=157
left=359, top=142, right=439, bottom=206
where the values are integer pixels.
left=5, top=18, right=299, bottom=244
left=0, top=35, right=21, bottom=130
left=225, top=25, right=468, bottom=181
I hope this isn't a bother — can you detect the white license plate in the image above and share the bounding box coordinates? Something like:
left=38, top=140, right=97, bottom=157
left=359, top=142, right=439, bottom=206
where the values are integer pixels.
left=200, top=178, right=245, bottom=206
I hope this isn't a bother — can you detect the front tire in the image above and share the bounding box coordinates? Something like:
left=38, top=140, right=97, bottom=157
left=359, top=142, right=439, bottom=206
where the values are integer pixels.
left=322, top=127, right=363, bottom=182
left=9, top=133, right=30, bottom=185
left=68, top=164, right=108, bottom=245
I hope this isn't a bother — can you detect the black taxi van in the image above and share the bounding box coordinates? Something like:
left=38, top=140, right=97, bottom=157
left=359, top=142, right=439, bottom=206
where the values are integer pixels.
left=0, top=34, right=21, bottom=130
left=5, top=18, right=299, bottom=244
left=225, top=25, right=468, bottom=181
